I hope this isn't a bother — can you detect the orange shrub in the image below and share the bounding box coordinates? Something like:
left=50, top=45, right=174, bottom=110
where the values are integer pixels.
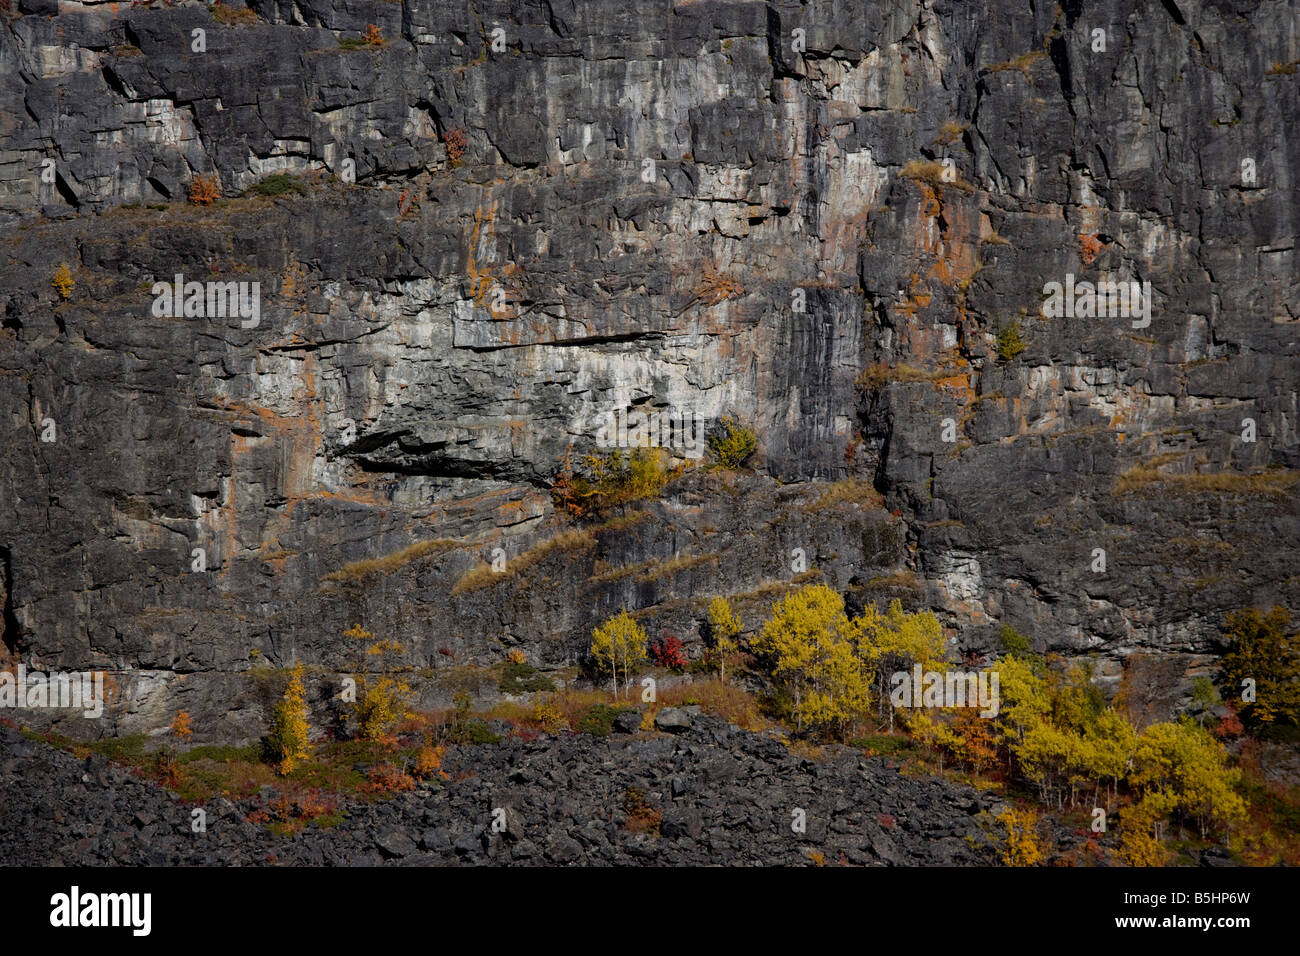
left=397, top=187, right=419, bottom=219
left=293, top=789, right=337, bottom=821
left=623, top=787, right=661, bottom=834
left=188, top=174, right=221, bottom=204
left=1080, top=233, right=1103, bottom=265
left=364, top=762, right=416, bottom=793
left=413, top=744, right=448, bottom=780
left=444, top=127, right=468, bottom=166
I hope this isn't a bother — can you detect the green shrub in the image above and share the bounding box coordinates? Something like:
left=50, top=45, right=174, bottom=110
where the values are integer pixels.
left=242, top=173, right=308, bottom=197
left=995, top=321, right=1027, bottom=360
left=1190, top=676, right=1221, bottom=722
left=1220, top=606, right=1300, bottom=729
left=576, top=703, right=637, bottom=737
left=708, top=416, right=758, bottom=469
left=447, top=718, right=501, bottom=746
left=998, top=624, right=1034, bottom=658
left=499, top=661, right=556, bottom=694
left=90, top=734, right=150, bottom=764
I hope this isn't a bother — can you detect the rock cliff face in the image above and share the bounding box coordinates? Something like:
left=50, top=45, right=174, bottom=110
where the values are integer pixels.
left=0, top=0, right=1297, bottom=737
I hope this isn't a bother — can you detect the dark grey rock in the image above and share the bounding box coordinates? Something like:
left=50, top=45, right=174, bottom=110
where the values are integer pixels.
left=611, top=710, right=642, bottom=734
left=654, top=708, right=693, bottom=734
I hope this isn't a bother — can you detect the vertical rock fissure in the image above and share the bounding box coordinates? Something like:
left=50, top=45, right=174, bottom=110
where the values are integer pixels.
left=0, top=546, right=17, bottom=657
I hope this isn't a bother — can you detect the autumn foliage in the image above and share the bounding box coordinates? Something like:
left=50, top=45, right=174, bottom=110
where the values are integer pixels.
left=266, top=661, right=310, bottom=775
left=589, top=610, right=648, bottom=698
left=649, top=634, right=688, bottom=671
left=188, top=173, right=221, bottom=204
left=51, top=263, right=74, bottom=299
left=997, top=806, right=1045, bottom=866
left=705, top=595, right=741, bottom=682
left=715, top=583, right=1263, bottom=865
left=1079, top=233, right=1103, bottom=265
left=413, top=743, right=448, bottom=780
left=345, top=624, right=413, bottom=741
left=622, top=787, right=661, bottom=834
left=444, top=127, right=468, bottom=166
left=1219, top=606, right=1300, bottom=730
left=364, top=762, right=415, bottom=793
left=707, top=416, right=758, bottom=469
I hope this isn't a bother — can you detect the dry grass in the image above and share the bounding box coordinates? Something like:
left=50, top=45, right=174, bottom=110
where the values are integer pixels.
left=323, top=538, right=460, bottom=582
left=985, top=50, right=1047, bottom=75
left=726, top=579, right=804, bottom=606
left=211, top=3, right=260, bottom=25
left=589, top=556, right=655, bottom=583
left=805, top=478, right=884, bottom=511
left=899, top=160, right=975, bottom=193
left=627, top=597, right=700, bottom=621
left=855, top=363, right=949, bottom=390
left=480, top=688, right=611, bottom=733
left=460, top=675, right=769, bottom=736
left=591, top=511, right=651, bottom=533
left=863, top=570, right=923, bottom=592
left=650, top=679, right=769, bottom=733
left=934, top=120, right=968, bottom=145
left=640, top=552, right=719, bottom=583
left=1112, top=467, right=1300, bottom=499
left=695, top=268, right=745, bottom=306
left=590, top=551, right=718, bottom=584
left=451, top=528, right=594, bottom=595
left=1140, top=451, right=1187, bottom=470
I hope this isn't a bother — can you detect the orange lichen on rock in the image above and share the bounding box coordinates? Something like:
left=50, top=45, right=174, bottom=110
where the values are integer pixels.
left=1080, top=233, right=1103, bottom=265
